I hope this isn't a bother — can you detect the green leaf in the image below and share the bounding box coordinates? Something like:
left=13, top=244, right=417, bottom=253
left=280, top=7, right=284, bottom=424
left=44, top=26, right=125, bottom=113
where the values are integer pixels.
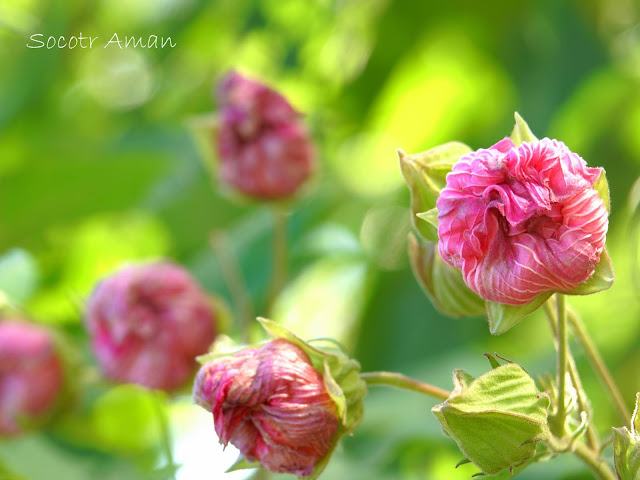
left=0, top=248, right=39, bottom=306
left=562, top=248, right=615, bottom=296
left=510, top=112, right=538, bottom=145
left=593, top=168, right=611, bottom=213
left=408, top=233, right=486, bottom=318
left=91, top=385, right=161, bottom=454
left=398, top=142, right=472, bottom=242
left=486, top=292, right=552, bottom=335
left=433, top=363, right=549, bottom=476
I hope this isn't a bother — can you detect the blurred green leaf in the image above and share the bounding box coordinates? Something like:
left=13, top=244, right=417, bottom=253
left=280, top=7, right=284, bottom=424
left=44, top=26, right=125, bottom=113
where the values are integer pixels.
left=0, top=248, right=39, bottom=306
left=91, top=385, right=161, bottom=454
left=272, top=257, right=369, bottom=346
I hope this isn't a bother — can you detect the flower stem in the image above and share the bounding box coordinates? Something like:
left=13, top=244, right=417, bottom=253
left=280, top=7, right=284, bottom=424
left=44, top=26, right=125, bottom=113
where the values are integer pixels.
left=543, top=299, right=599, bottom=450
left=210, top=231, right=255, bottom=343
left=555, top=293, right=568, bottom=437
left=567, top=307, right=631, bottom=423
left=266, top=208, right=288, bottom=315
left=572, top=442, right=617, bottom=480
left=153, top=392, right=177, bottom=480
left=360, top=372, right=450, bottom=401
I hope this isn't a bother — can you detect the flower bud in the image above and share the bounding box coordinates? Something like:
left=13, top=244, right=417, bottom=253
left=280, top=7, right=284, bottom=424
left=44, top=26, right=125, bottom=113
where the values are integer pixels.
left=432, top=362, right=549, bottom=475
left=194, top=318, right=366, bottom=477
left=613, top=393, right=640, bottom=480
left=0, top=320, right=64, bottom=436
left=437, top=126, right=610, bottom=307
left=214, top=71, right=315, bottom=200
left=424, top=114, right=615, bottom=333
left=85, top=262, right=217, bottom=392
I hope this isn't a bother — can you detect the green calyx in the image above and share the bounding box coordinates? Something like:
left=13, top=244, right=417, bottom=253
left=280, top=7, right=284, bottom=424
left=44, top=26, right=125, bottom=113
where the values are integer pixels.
left=408, top=232, right=485, bottom=318
left=432, top=360, right=550, bottom=476
left=613, top=393, right=640, bottom=480
left=398, top=142, right=472, bottom=242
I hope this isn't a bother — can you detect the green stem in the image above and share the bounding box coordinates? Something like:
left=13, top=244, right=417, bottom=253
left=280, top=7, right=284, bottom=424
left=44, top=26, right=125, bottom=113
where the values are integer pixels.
left=572, top=442, right=617, bottom=480
left=543, top=299, right=599, bottom=450
left=567, top=359, right=600, bottom=451
left=210, top=231, right=255, bottom=343
left=153, top=393, right=176, bottom=480
left=266, top=208, right=288, bottom=315
left=360, top=372, right=450, bottom=401
left=555, top=293, right=568, bottom=437
left=567, top=308, right=631, bottom=423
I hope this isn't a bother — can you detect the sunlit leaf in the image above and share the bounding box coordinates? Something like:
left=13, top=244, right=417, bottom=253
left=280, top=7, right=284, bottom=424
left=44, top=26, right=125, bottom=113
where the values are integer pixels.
left=0, top=248, right=39, bottom=306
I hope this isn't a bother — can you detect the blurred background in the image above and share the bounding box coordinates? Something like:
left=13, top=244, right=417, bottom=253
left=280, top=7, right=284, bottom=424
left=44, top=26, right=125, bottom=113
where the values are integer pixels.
left=1, top=0, right=640, bottom=479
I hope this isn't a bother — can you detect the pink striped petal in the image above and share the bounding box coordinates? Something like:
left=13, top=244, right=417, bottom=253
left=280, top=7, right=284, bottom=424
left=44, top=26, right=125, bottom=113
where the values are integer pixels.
left=437, top=138, right=608, bottom=305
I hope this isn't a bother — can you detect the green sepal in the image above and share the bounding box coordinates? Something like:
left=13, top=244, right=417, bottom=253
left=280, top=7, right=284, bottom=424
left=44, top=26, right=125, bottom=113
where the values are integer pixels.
left=594, top=168, right=611, bottom=213
left=416, top=208, right=439, bottom=232
left=408, top=233, right=486, bottom=318
left=195, top=334, right=245, bottom=364
left=399, top=143, right=472, bottom=242
left=225, top=456, right=260, bottom=473
left=510, top=112, right=538, bottom=146
left=561, top=248, right=615, bottom=296
left=613, top=427, right=640, bottom=480
left=452, top=369, right=476, bottom=396
left=432, top=363, right=550, bottom=476
left=484, top=353, right=501, bottom=370
left=485, top=292, right=553, bottom=335
left=613, top=393, right=640, bottom=480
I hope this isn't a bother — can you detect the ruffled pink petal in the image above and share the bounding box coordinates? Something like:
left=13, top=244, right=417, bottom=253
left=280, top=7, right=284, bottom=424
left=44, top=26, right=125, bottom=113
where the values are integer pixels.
left=193, top=339, right=339, bottom=476
left=437, top=138, right=608, bottom=305
left=86, top=262, right=217, bottom=391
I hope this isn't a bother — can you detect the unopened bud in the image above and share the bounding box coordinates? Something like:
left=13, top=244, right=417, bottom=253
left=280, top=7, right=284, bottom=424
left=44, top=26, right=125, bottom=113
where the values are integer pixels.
left=214, top=71, right=315, bottom=201
left=432, top=362, right=549, bottom=475
left=85, top=262, right=217, bottom=392
left=194, top=318, right=366, bottom=477
left=0, top=320, right=64, bottom=436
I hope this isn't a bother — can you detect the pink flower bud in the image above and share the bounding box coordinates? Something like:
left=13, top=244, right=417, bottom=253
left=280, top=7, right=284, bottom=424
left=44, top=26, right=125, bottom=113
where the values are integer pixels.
left=194, top=339, right=340, bottom=476
left=437, top=138, right=608, bottom=305
left=0, top=321, right=63, bottom=436
left=86, top=262, right=217, bottom=392
left=214, top=71, right=315, bottom=200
